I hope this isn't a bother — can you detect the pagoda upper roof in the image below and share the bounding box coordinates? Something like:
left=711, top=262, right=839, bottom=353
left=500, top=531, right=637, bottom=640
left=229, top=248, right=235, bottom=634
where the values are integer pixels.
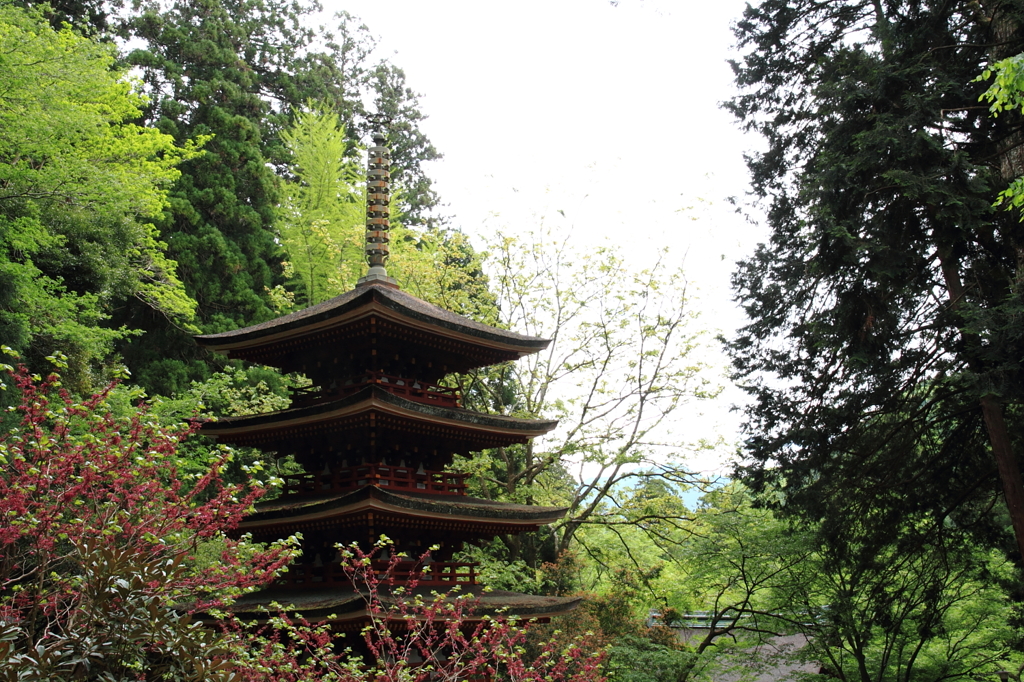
left=200, top=385, right=557, bottom=453
left=227, top=584, right=583, bottom=626
left=194, top=282, right=549, bottom=372
left=237, top=485, right=568, bottom=539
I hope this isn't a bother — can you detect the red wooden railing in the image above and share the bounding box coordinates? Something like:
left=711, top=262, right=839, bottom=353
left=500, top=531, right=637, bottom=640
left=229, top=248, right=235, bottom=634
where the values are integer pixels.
left=291, top=372, right=461, bottom=408
left=281, top=464, right=470, bottom=497
left=274, top=560, right=479, bottom=589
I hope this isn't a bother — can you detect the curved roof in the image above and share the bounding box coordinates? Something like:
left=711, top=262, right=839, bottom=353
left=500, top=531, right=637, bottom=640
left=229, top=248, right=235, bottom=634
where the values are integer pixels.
left=194, top=282, right=550, bottom=372
left=248, top=486, right=568, bottom=525
left=235, top=483, right=569, bottom=540
left=200, top=385, right=557, bottom=453
left=228, top=585, right=583, bottom=625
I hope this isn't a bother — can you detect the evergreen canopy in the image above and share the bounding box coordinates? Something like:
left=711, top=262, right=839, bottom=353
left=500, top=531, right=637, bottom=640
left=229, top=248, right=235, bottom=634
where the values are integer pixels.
left=727, top=0, right=1024, bottom=556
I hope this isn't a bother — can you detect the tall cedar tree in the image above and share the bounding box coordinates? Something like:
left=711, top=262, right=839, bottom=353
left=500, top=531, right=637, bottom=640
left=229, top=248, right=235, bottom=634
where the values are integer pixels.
left=727, top=1, right=1024, bottom=560
left=97, top=0, right=442, bottom=395
left=369, top=62, right=443, bottom=228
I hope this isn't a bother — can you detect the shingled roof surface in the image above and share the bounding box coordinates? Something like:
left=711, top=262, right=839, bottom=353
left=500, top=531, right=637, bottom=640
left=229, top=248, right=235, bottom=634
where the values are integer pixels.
left=246, top=486, right=568, bottom=524
left=201, top=385, right=558, bottom=436
left=229, top=584, right=583, bottom=622
left=195, top=282, right=549, bottom=350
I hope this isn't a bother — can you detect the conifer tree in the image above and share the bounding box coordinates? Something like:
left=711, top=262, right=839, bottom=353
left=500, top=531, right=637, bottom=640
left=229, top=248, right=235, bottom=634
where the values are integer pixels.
left=727, top=0, right=1024, bottom=558
left=113, top=0, right=313, bottom=394
left=106, top=0, right=445, bottom=395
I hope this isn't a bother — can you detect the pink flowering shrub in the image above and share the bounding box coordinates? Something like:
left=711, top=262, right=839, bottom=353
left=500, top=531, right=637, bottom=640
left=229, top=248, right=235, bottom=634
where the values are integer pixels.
left=0, top=364, right=293, bottom=679
left=228, top=542, right=607, bottom=682
left=0, top=364, right=605, bottom=681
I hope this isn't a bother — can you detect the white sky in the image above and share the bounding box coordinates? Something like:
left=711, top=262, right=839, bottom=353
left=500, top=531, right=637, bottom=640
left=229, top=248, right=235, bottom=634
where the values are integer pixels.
left=325, top=0, right=767, bottom=472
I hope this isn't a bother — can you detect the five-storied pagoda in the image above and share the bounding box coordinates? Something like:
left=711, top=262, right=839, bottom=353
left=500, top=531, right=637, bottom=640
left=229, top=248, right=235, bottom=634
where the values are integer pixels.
left=194, top=131, right=579, bottom=631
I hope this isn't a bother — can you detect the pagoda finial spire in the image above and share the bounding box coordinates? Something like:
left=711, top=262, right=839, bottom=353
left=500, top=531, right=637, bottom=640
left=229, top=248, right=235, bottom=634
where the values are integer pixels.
left=357, top=126, right=398, bottom=288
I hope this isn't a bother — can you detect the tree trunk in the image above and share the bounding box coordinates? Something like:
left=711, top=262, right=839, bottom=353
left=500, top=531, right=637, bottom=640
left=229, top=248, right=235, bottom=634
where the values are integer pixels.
left=937, top=243, right=1024, bottom=561
left=980, top=395, right=1024, bottom=561
left=985, top=2, right=1024, bottom=561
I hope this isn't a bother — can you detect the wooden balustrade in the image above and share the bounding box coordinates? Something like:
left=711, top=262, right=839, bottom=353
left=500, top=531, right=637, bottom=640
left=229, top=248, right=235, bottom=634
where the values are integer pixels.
left=291, top=372, right=461, bottom=408
left=282, top=464, right=470, bottom=497
left=274, top=560, right=479, bottom=589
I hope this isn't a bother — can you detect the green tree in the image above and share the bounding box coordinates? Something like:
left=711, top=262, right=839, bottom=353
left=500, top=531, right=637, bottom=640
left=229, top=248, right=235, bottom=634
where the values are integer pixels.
left=673, top=488, right=1016, bottom=682
left=625, top=484, right=1014, bottom=682
left=278, top=104, right=364, bottom=305
left=658, top=487, right=808, bottom=670
left=103, top=0, right=446, bottom=395
left=368, top=62, right=443, bottom=228
left=113, top=0, right=306, bottom=394
left=785, top=519, right=1016, bottom=682
left=458, top=225, right=722, bottom=568
left=727, top=0, right=1024, bottom=559
left=0, top=3, right=198, bottom=391
left=575, top=484, right=813, bottom=682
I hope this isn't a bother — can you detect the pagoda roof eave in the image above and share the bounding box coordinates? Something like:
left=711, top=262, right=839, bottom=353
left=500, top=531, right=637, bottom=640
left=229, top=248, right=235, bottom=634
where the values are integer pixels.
left=199, top=385, right=558, bottom=443
left=194, top=282, right=549, bottom=358
left=227, top=586, right=583, bottom=624
left=240, top=486, right=569, bottom=531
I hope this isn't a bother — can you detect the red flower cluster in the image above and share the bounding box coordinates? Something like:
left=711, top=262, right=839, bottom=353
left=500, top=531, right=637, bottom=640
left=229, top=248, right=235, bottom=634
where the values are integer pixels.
left=0, top=366, right=292, bottom=678
left=228, top=542, right=607, bottom=682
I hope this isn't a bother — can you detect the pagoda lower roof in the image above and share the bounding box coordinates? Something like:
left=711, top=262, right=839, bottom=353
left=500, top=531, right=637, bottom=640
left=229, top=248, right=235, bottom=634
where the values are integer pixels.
left=200, top=385, right=557, bottom=453
left=238, top=486, right=568, bottom=540
left=227, top=584, right=582, bottom=626
left=194, top=282, right=550, bottom=372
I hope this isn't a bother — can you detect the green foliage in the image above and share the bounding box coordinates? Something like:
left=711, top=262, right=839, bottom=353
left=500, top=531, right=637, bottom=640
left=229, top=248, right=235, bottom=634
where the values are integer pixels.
left=0, top=541, right=239, bottom=681
left=590, top=482, right=1018, bottom=682
left=653, top=485, right=808, bottom=624
left=458, top=544, right=547, bottom=595
left=980, top=52, right=1024, bottom=216
left=0, top=3, right=198, bottom=391
left=113, top=0, right=300, bottom=394
left=587, top=577, right=650, bottom=641
left=979, top=52, right=1024, bottom=116
left=278, top=103, right=364, bottom=305
left=458, top=225, right=721, bottom=567
left=578, top=484, right=812, bottom=682
left=605, top=636, right=694, bottom=682
left=727, top=0, right=1024, bottom=565
left=145, top=364, right=300, bottom=488
left=789, top=531, right=1018, bottom=682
